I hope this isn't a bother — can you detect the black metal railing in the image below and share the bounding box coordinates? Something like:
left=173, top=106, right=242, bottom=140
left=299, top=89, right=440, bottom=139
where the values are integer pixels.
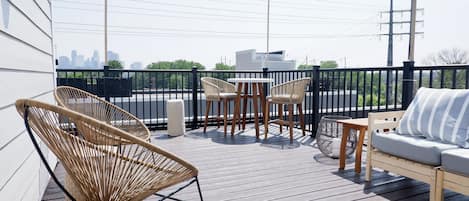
left=56, top=62, right=469, bottom=136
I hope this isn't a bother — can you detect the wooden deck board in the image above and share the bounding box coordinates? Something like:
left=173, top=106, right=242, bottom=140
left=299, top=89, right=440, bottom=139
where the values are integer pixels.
left=41, top=125, right=469, bottom=201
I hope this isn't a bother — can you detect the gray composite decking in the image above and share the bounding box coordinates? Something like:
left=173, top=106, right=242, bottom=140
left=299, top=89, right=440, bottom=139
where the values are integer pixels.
left=42, top=125, right=469, bottom=201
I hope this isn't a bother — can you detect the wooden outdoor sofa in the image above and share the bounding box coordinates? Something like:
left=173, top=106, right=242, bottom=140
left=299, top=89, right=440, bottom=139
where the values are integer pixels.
left=365, top=88, right=469, bottom=201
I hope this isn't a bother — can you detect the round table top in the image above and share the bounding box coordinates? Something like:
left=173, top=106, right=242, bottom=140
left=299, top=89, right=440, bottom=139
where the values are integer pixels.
left=227, top=78, right=274, bottom=83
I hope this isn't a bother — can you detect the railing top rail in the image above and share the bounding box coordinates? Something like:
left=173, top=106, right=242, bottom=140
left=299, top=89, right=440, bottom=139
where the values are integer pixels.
left=56, top=68, right=103, bottom=72
left=414, top=64, right=469, bottom=70
left=56, top=64, right=469, bottom=73
left=198, top=70, right=264, bottom=73
left=319, top=66, right=402, bottom=71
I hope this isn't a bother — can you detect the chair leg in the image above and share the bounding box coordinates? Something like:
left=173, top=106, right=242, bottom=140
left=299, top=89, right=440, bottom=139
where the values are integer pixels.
left=430, top=176, right=437, bottom=201
left=242, top=83, right=249, bottom=130
left=195, top=176, right=204, bottom=201
left=224, top=98, right=228, bottom=136
left=297, top=104, right=305, bottom=136
left=264, top=101, right=270, bottom=139
left=434, top=169, right=444, bottom=201
left=203, top=101, right=211, bottom=133
left=155, top=176, right=202, bottom=201
left=278, top=104, right=283, bottom=133
left=288, top=104, right=294, bottom=143
left=217, top=101, right=221, bottom=128
left=365, top=147, right=373, bottom=181
left=24, top=109, right=77, bottom=201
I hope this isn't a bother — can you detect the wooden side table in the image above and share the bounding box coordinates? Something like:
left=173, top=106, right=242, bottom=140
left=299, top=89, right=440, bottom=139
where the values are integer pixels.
left=336, top=118, right=368, bottom=174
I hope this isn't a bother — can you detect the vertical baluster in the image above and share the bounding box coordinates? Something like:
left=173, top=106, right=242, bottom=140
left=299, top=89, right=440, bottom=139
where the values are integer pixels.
left=440, top=69, right=445, bottom=88
left=362, top=70, right=366, bottom=117
left=394, top=69, right=398, bottom=109
left=452, top=69, right=457, bottom=89
left=370, top=70, right=374, bottom=112
left=429, top=69, right=434, bottom=88
left=378, top=70, right=382, bottom=112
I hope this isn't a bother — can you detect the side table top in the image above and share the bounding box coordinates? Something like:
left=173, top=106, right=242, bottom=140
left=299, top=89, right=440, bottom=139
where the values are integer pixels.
left=336, top=118, right=369, bottom=128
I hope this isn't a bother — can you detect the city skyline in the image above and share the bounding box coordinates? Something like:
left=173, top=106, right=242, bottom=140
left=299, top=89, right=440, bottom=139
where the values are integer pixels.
left=58, top=49, right=143, bottom=69
left=53, top=0, right=469, bottom=68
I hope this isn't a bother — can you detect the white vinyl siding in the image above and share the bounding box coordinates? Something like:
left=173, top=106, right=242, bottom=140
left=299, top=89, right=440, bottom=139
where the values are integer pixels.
left=0, top=1, right=52, bottom=54
left=0, top=33, right=52, bottom=71
left=0, top=0, right=55, bottom=200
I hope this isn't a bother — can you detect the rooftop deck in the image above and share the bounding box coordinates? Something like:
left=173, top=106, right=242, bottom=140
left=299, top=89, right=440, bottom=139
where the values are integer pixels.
left=42, top=125, right=469, bottom=201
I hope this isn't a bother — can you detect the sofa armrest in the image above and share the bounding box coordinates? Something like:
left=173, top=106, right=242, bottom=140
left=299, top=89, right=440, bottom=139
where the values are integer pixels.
left=368, top=111, right=405, bottom=148
left=368, top=111, right=405, bottom=131
left=365, top=110, right=406, bottom=181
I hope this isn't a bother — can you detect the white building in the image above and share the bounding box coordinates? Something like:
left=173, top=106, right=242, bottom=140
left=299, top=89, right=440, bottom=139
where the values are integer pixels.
left=1, top=0, right=57, bottom=200
left=235, top=49, right=296, bottom=71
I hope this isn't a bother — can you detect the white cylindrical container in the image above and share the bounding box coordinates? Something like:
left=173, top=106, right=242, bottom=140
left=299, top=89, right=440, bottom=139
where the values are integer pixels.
left=167, top=99, right=185, bottom=136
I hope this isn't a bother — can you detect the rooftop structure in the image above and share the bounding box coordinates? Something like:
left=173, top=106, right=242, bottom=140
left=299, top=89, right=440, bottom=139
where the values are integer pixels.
left=236, top=49, right=296, bottom=71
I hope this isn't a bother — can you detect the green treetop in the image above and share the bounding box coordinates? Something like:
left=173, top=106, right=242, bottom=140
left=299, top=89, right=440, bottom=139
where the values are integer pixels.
left=146, top=60, right=205, bottom=70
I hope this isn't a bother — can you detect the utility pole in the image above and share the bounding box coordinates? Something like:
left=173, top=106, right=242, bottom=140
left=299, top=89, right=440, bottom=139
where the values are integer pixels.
left=386, top=0, right=393, bottom=66
left=104, top=0, right=108, bottom=66
left=379, top=1, right=424, bottom=65
left=264, top=0, right=271, bottom=68
left=379, top=0, right=423, bottom=105
left=408, top=0, right=417, bottom=61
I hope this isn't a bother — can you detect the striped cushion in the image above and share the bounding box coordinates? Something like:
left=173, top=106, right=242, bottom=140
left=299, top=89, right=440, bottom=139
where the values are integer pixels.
left=398, top=87, right=469, bottom=148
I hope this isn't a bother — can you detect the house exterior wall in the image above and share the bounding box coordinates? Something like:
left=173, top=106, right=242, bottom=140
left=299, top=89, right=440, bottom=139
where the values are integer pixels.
left=0, top=0, right=57, bottom=200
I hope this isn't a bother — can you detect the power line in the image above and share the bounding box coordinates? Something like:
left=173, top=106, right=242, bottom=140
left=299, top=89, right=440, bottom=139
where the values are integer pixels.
left=250, top=0, right=382, bottom=9
left=54, top=0, right=375, bottom=22
left=54, top=27, right=377, bottom=39
left=55, top=22, right=266, bottom=35
left=202, top=0, right=381, bottom=12
left=53, top=5, right=376, bottom=25
left=54, top=21, right=377, bottom=37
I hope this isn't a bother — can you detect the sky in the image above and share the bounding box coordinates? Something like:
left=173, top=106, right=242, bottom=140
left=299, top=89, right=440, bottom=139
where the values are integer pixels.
left=52, top=0, right=469, bottom=69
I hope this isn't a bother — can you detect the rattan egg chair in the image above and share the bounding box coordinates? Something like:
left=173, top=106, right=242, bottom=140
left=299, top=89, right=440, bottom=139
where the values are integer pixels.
left=54, top=86, right=150, bottom=145
left=264, top=78, right=311, bottom=143
left=16, top=99, right=203, bottom=201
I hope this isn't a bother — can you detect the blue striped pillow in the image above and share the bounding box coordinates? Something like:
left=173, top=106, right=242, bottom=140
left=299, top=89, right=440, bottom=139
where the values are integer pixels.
left=398, top=87, right=469, bottom=148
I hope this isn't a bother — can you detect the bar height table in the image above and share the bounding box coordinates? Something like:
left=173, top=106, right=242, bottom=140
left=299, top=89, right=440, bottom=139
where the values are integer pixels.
left=228, top=78, right=274, bottom=138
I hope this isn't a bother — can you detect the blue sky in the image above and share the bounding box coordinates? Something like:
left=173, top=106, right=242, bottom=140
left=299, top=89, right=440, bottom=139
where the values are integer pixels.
left=52, top=0, right=469, bottom=69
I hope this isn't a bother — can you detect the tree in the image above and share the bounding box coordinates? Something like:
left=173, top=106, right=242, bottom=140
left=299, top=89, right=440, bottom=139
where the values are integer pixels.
left=146, top=60, right=205, bottom=70
left=215, top=63, right=235, bottom=70
left=320, top=60, right=338, bottom=69
left=423, top=48, right=469, bottom=89
left=297, top=64, right=312, bottom=70
left=145, top=60, right=205, bottom=89
left=108, top=60, right=124, bottom=69
left=297, top=60, right=338, bottom=70
left=423, top=48, right=469, bottom=65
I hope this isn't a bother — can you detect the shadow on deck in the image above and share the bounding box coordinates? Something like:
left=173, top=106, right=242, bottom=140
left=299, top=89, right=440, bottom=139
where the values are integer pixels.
left=42, top=125, right=469, bottom=201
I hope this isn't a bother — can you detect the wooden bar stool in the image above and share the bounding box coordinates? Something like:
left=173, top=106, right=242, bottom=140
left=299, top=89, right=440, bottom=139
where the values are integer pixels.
left=264, top=78, right=311, bottom=143
left=201, top=77, right=238, bottom=135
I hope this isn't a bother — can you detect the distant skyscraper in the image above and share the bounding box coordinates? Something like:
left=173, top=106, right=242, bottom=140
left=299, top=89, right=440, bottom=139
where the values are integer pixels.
left=58, top=56, right=71, bottom=68
left=107, top=51, right=120, bottom=62
left=75, top=55, right=85, bottom=67
left=71, top=50, right=78, bottom=66
left=130, top=62, right=143, bottom=69
left=91, top=50, right=100, bottom=68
